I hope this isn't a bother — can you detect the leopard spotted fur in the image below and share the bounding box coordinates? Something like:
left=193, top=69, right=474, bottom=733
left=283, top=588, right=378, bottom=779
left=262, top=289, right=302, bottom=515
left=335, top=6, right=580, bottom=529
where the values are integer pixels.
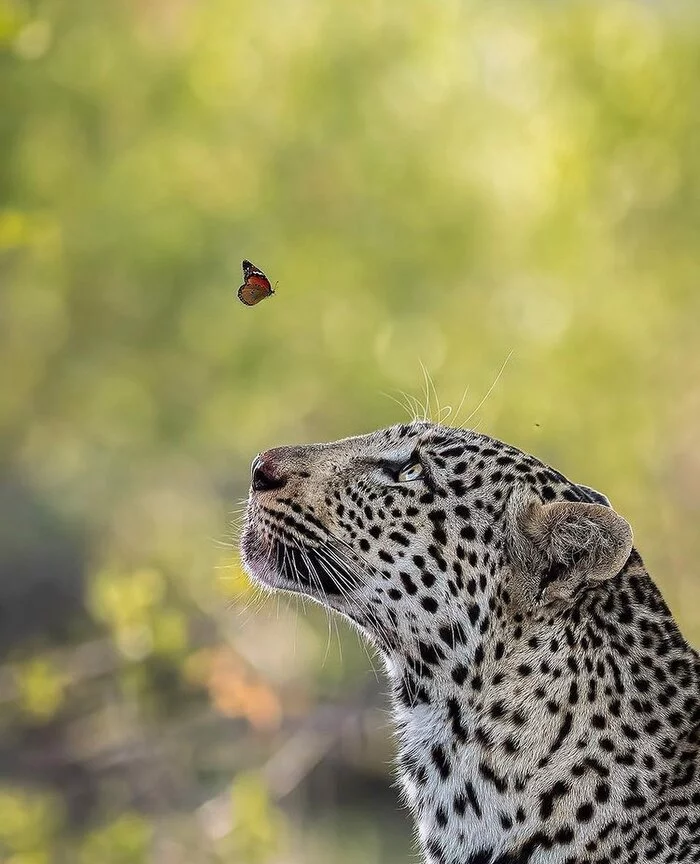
left=241, top=422, right=700, bottom=864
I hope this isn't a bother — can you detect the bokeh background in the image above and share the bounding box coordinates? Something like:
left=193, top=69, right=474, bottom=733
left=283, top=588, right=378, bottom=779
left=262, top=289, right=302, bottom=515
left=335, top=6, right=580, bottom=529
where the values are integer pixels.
left=2, top=0, right=700, bottom=861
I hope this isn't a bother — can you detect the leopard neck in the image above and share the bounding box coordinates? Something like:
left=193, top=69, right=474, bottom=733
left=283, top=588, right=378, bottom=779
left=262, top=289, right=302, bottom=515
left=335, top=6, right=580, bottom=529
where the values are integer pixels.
left=382, top=563, right=700, bottom=863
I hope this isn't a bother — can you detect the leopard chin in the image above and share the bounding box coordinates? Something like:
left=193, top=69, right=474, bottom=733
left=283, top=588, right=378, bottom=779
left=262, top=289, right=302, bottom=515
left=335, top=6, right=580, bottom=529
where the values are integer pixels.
left=241, top=524, right=346, bottom=598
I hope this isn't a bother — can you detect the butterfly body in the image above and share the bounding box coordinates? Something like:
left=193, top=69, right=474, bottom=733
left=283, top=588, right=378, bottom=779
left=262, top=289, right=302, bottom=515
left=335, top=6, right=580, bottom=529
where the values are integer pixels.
left=238, top=260, right=275, bottom=306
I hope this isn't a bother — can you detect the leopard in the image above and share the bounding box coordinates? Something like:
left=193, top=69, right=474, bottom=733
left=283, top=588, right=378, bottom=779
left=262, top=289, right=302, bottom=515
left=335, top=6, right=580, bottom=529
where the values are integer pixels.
left=241, top=421, right=700, bottom=864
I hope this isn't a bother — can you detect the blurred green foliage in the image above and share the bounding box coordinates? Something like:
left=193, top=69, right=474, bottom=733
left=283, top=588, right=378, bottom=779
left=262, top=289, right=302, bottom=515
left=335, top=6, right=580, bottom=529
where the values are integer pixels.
left=2, top=0, right=700, bottom=861
left=0, top=786, right=62, bottom=863
left=78, top=814, right=152, bottom=864
left=227, top=774, right=286, bottom=864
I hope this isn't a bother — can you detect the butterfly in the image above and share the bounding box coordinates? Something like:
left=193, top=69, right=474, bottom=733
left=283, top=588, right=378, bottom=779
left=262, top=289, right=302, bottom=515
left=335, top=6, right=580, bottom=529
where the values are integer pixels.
left=238, top=260, right=275, bottom=306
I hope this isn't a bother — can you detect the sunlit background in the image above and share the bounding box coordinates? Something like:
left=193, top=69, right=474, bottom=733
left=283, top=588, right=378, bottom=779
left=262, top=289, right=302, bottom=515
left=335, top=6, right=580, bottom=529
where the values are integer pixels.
left=2, top=0, right=700, bottom=860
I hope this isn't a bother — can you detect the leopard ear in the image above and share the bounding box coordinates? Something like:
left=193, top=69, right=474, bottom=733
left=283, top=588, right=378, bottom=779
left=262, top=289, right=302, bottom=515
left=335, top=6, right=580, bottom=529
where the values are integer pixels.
left=576, top=484, right=611, bottom=508
left=506, top=489, right=633, bottom=605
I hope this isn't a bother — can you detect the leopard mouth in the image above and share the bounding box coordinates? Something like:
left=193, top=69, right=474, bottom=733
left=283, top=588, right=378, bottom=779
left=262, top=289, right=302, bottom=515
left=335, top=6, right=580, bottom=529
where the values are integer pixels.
left=241, top=522, right=346, bottom=597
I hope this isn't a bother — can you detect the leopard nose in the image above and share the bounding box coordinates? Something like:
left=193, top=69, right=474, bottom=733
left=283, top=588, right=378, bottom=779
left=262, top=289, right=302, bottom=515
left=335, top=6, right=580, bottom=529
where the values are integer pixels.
left=251, top=452, right=287, bottom=493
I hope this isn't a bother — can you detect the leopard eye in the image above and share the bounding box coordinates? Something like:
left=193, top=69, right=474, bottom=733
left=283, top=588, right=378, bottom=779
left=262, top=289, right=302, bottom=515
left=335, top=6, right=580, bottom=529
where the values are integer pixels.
left=397, top=462, right=424, bottom=482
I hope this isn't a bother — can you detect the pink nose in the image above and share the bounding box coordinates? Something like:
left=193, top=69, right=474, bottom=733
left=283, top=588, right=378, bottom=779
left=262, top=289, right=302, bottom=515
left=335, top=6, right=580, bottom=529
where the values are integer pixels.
left=251, top=451, right=287, bottom=492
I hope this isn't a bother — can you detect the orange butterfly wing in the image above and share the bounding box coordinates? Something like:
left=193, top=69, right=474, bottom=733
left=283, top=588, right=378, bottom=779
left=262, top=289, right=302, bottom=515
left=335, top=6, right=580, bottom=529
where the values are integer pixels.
left=238, top=261, right=275, bottom=306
